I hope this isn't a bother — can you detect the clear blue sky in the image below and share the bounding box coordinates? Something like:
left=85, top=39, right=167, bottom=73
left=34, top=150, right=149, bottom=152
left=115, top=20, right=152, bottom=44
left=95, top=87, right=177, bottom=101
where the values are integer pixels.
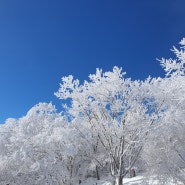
left=0, top=0, right=185, bottom=123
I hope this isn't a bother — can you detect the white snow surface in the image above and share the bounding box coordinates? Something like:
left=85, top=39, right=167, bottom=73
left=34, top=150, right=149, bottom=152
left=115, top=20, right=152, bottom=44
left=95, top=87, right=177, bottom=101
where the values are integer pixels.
left=81, top=176, right=145, bottom=185
left=81, top=175, right=182, bottom=185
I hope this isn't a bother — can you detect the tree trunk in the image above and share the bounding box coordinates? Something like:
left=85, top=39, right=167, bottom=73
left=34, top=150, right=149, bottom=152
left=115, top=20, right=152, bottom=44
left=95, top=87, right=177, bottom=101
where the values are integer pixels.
left=129, top=169, right=136, bottom=178
left=117, top=176, right=123, bottom=185
left=96, top=165, right=100, bottom=180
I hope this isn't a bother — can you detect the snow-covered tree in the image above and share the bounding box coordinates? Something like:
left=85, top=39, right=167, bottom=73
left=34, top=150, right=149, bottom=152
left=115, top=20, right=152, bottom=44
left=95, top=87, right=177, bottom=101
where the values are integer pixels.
left=0, top=103, right=82, bottom=185
left=143, top=38, right=185, bottom=184
left=55, top=67, right=165, bottom=185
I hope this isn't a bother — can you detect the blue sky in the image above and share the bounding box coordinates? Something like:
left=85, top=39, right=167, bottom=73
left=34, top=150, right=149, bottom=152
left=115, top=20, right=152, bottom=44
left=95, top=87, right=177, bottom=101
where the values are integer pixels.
left=0, top=0, right=185, bottom=123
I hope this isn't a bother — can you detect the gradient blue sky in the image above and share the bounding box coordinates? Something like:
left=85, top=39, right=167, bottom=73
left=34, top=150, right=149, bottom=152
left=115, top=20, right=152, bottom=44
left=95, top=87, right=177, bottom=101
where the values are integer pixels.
left=0, top=0, right=185, bottom=123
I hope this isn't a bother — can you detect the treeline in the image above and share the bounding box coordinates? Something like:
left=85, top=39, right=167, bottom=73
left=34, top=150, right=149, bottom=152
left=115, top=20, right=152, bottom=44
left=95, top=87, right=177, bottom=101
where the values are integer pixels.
left=0, top=39, right=185, bottom=185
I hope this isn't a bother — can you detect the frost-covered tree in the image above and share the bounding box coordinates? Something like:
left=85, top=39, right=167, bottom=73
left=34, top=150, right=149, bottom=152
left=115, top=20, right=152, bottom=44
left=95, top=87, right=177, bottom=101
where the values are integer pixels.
left=143, top=38, right=185, bottom=184
left=55, top=67, right=165, bottom=185
left=0, top=103, right=82, bottom=185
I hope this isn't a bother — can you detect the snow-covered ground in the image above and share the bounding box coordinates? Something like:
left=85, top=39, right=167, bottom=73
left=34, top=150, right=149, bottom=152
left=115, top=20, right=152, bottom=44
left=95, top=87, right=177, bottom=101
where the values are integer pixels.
left=81, top=175, right=182, bottom=185
left=81, top=176, right=147, bottom=185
